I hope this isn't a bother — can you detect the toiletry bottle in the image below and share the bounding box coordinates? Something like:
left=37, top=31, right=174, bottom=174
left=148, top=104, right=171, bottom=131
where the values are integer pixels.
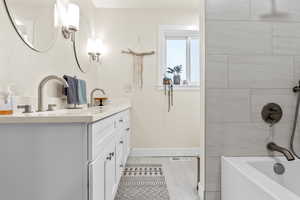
left=0, top=86, right=14, bottom=115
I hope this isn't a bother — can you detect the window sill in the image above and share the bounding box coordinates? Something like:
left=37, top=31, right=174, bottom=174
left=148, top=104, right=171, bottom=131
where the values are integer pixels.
left=156, top=85, right=200, bottom=91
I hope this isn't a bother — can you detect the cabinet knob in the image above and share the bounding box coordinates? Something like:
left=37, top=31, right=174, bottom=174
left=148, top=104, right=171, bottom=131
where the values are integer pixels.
left=120, top=141, right=124, bottom=144
left=120, top=164, right=124, bottom=168
left=109, top=152, right=115, bottom=157
left=126, top=128, right=130, bottom=131
left=119, top=119, right=124, bottom=123
left=106, top=156, right=112, bottom=161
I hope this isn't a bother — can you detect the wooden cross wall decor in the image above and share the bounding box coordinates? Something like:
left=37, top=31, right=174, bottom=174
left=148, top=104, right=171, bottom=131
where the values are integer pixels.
left=122, top=48, right=155, bottom=89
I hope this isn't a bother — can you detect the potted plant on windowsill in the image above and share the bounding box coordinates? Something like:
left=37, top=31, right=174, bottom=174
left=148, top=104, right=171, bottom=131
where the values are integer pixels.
left=167, top=65, right=182, bottom=85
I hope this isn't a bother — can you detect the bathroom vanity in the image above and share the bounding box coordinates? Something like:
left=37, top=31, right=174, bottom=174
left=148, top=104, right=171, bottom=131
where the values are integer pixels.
left=0, top=103, right=131, bottom=200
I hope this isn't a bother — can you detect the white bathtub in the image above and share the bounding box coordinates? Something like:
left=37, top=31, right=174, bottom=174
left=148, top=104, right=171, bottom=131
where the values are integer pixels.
left=222, top=157, right=300, bottom=200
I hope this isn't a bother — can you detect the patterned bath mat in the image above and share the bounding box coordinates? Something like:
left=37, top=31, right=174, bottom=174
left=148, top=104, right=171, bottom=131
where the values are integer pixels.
left=114, top=164, right=170, bottom=200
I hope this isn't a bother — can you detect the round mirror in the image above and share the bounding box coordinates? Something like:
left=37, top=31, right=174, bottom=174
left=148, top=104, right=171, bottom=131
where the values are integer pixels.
left=3, top=0, right=58, bottom=52
left=73, top=15, right=93, bottom=73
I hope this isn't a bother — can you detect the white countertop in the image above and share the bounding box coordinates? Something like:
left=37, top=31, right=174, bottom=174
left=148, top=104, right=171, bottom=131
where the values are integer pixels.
left=0, top=102, right=131, bottom=124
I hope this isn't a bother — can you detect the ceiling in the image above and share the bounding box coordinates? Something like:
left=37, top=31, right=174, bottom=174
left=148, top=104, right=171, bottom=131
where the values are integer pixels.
left=8, top=0, right=57, bottom=7
left=92, top=0, right=200, bottom=9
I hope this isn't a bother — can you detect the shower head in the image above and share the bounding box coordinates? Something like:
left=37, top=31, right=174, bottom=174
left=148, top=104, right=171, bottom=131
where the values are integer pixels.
left=260, top=0, right=289, bottom=19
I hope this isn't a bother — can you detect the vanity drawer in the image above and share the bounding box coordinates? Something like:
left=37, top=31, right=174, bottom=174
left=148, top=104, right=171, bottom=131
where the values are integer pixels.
left=90, top=116, right=116, bottom=159
left=92, top=117, right=115, bottom=141
left=89, top=109, right=130, bottom=160
left=116, top=110, right=130, bottom=129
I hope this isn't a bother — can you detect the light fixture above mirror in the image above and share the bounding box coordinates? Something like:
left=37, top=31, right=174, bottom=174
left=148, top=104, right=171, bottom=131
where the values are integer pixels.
left=56, top=0, right=80, bottom=40
left=87, top=39, right=106, bottom=63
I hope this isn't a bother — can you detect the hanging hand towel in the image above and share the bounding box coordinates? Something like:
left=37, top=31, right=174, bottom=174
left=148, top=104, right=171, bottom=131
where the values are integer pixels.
left=63, top=75, right=79, bottom=105
left=76, top=79, right=87, bottom=105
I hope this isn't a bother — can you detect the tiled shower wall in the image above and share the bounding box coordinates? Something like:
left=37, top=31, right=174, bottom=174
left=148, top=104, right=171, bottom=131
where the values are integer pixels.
left=205, top=0, right=300, bottom=199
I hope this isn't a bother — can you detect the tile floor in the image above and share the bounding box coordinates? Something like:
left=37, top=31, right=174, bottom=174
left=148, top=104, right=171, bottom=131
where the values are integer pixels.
left=127, top=157, right=200, bottom=200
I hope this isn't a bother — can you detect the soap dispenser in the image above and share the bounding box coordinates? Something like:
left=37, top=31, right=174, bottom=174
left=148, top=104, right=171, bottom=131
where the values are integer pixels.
left=0, top=86, right=14, bottom=115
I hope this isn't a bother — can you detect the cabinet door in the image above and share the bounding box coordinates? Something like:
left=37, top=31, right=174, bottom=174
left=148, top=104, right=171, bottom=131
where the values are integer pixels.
left=89, top=152, right=106, bottom=200
left=124, top=127, right=131, bottom=162
left=116, top=135, right=124, bottom=184
left=89, top=144, right=117, bottom=200
left=105, top=148, right=117, bottom=200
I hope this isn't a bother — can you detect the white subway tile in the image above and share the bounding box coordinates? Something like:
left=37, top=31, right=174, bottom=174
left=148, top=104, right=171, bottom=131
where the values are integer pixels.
left=293, top=56, right=300, bottom=81
left=273, top=23, right=300, bottom=38
left=274, top=37, right=300, bottom=55
left=205, top=191, right=221, bottom=200
left=273, top=23, right=300, bottom=55
left=206, top=56, right=228, bottom=88
left=272, top=123, right=300, bottom=149
left=205, top=157, right=221, bottom=192
left=206, top=123, right=269, bottom=157
left=206, top=89, right=250, bottom=122
left=207, top=22, right=272, bottom=55
left=206, top=0, right=250, bottom=20
left=228, top=56, right=294, bottom=88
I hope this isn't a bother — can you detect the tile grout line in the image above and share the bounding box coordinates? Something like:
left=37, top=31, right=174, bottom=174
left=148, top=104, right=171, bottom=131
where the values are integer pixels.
left=207, top=19, right=300, bottom=23
left=293, top=56, right=297, bottom=83
left=249, top=87, right=253, bottom=123
left=249, top=0, right=252, bottom=20
left=226, top=55, right=230, bottom=89
left=271, top=23, right=275, bottom=56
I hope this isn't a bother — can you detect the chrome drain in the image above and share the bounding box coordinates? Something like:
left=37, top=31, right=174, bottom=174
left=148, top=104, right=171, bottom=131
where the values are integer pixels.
left=273, top=163, right=285, bottom=175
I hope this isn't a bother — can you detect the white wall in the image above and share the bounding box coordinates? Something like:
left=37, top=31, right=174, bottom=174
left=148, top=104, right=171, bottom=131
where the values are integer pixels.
left=0, top=0, right=203, bottom=149
left=0, top=0, right=99, bottom=109
left=95, top=8, right=202, bottom=148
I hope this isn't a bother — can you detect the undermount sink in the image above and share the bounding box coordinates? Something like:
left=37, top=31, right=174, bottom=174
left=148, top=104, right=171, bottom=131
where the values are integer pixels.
left=15, top=106, right=106, bottom=117
left=0, top=102, right=131, bottom=124
left=42, top=106, right=105, bottom=115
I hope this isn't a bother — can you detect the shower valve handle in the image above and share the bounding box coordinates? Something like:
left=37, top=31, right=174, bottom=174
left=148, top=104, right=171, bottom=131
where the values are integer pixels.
left=293, top=86, right=300, bottom=93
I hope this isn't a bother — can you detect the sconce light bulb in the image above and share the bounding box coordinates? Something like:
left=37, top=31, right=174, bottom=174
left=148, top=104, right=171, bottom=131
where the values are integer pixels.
left=87, top=38, right=97, bottom=54
left=54, top=3, right=59, bottom=27
left=67, top=3, right=80, bottom=31
left=87, top=38, right=105, bottom=63
left=96, top=39, right=107, bottom=55
left=55, top=0, right=67, bottom=27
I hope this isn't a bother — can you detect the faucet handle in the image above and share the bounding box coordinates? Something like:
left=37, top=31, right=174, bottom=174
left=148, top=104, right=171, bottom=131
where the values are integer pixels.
left=17, top=105, right=33, bottom=113
left=47, top=104, right=57, bottom=111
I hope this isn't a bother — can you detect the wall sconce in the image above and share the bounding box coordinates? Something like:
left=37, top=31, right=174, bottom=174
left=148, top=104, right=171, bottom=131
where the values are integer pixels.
left=87, top=39, right=105, bottom=63
left=60, top=3, right=80, bottom=40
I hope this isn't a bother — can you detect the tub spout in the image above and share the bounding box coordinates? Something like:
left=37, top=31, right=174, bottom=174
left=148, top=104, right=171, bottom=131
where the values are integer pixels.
left=267, top=142, right=295, bottom=161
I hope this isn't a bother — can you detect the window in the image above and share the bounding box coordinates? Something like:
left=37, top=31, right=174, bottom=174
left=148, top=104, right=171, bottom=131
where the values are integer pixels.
left=159, top=26, right=200, bottom=88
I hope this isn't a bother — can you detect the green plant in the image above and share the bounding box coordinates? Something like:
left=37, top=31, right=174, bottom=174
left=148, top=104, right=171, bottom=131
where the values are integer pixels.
left=167, top=65, right=182, bottom=76
left=167, top=67, right=175, bottom=74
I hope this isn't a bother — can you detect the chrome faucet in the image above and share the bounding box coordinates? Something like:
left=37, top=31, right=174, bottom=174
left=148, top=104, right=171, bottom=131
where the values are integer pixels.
left=267, top=142, right=295, bottom=161
left=89, top=88, right=106, bottom=107
left=37, top=75, right=69, bottom=112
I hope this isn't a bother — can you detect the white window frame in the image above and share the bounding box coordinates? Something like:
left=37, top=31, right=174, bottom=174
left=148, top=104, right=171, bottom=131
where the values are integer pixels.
left=158, top=25, right=200, bottom=89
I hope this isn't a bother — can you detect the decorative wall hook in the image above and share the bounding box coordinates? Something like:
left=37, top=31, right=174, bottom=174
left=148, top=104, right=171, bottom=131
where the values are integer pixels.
left=122, top=48, right=155, bottom=89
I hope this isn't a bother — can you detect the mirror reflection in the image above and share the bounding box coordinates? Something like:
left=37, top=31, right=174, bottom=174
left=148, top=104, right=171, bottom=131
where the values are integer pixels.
left=4, top=0, right=58, bottom=52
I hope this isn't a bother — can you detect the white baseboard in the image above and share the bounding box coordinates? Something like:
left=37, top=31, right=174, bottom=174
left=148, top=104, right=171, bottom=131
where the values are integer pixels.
left=197, top=183, right=205, bottom=200
left=129, top=148, right=202, bottom=157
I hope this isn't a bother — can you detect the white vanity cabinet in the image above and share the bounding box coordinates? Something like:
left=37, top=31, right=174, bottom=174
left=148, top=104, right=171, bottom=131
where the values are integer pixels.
left=88, top=110, right=130, bottom=200
left=0, top=108, right=131, bottom=200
